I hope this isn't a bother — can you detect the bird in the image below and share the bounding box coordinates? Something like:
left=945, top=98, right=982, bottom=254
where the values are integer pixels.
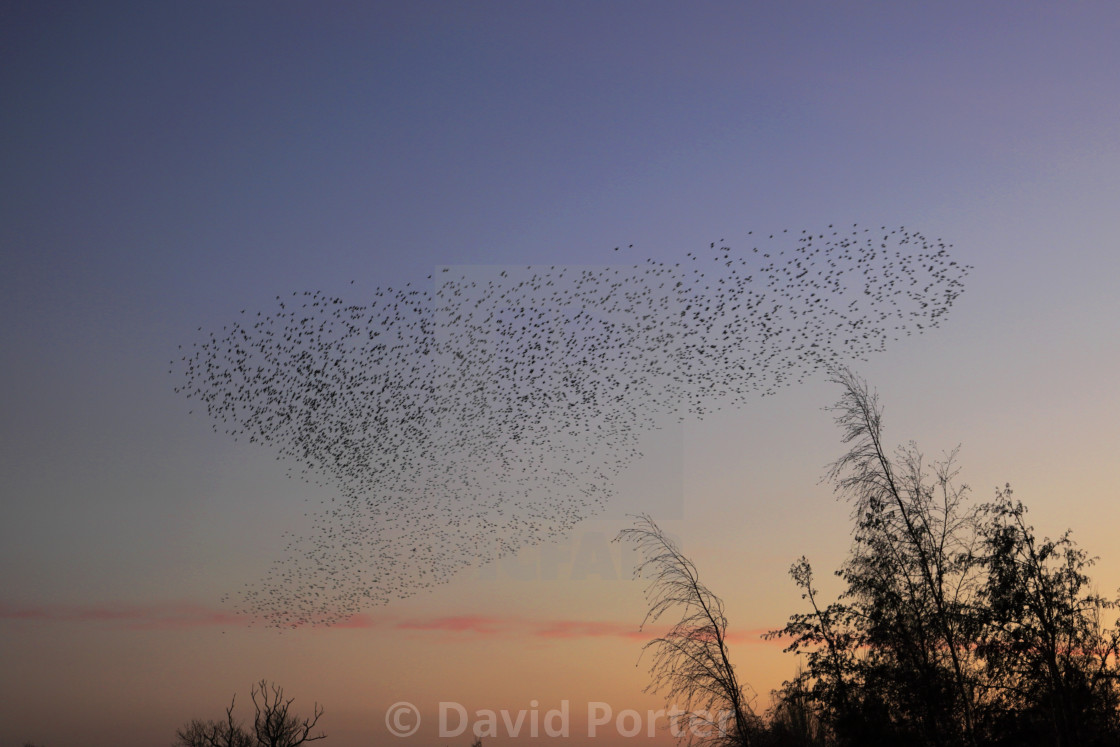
left=172, top=224, right=971, bottom=627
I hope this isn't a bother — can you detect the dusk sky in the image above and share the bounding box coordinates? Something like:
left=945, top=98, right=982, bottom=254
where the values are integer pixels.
left=2, top=2, right=1119, bottom=745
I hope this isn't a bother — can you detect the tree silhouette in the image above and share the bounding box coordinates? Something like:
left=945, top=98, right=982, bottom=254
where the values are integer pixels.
left=249, top=680, right=326, bottom=747
left=175, top=681, right=325, bottom=747
left=825, top=368, right=982, bottom=744
left=976, top=487, right=1120, bottom=746
left=767, top=368, right=1120, bottom=746
left=617, top=514, right=759, bottom=747
left=174, top=694, right=252, bottom=747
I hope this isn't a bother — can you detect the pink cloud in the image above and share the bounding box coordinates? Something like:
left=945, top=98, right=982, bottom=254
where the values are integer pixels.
left=533, top=619, right=650, bottom=640
left=724, top=628, right=775, bottom=645
left=395, top=614, right=508, bottom=635
left=331, top=612, right=381, bottom=629
left=1, top=601, right=778, bottom=646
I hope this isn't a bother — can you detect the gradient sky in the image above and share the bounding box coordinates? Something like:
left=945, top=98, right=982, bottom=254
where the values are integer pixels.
left=2, top=2, right=1119, bottom=745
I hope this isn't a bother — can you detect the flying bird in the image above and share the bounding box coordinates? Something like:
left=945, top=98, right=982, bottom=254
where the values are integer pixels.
left=174, top=225, right=970, bottom=627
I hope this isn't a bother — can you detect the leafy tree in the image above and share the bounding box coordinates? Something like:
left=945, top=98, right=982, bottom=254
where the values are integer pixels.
left=818, top=369, right=981, bottom=743
left=767, top=369, right=1120, bottom=746
left=976, top=486, right=1120, bottom=746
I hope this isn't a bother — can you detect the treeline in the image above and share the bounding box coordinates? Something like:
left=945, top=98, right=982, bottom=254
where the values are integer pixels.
left=762, top=371, right=1120, bottom=746
left=623, top=370, right=1120, bottom=747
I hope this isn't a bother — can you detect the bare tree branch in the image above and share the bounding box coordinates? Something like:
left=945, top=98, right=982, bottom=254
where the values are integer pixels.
left=617, top=514, right=757, bottom=747
left=250, top=679, right=326, bottom=747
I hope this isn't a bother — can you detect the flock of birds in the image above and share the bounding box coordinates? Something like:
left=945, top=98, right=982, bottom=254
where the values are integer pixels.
left=174, top=225, right=970, bottom=627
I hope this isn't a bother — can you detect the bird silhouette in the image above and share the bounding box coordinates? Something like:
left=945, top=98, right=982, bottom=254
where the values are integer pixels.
left=175, top=225, right=970, bottom=627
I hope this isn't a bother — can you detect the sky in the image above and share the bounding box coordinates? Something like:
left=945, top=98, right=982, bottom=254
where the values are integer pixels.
left=1, top=1, right=1119, bottom=745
